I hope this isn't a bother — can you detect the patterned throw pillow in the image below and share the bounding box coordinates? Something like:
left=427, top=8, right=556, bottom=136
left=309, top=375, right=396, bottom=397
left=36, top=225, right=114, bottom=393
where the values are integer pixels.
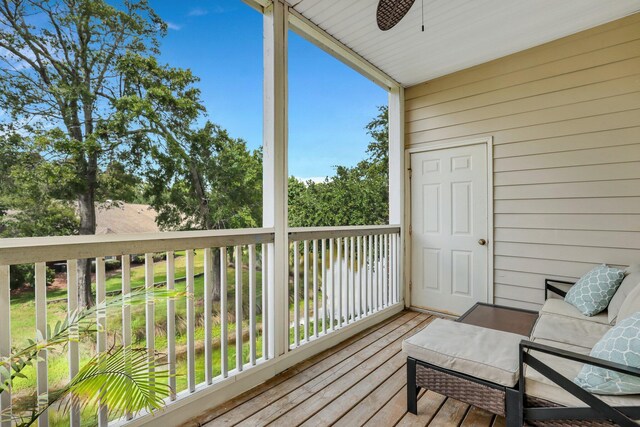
left=574, top=311, right=640, bottom=394
left=565, top=264, right=625, bottom=316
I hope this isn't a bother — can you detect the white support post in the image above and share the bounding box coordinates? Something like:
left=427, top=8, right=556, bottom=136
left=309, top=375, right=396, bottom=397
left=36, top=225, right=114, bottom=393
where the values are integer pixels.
left=388, top=85, right=405, bottom=306
left=263, top=0, right=288, bottom=359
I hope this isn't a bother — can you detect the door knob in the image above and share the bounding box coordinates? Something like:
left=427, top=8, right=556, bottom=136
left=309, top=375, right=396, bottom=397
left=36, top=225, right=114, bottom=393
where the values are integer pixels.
left=478, top=239, right=487, bottom=246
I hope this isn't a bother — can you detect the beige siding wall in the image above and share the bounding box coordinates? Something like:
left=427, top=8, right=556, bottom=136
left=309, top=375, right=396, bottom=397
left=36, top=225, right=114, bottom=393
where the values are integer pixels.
left=405, top=13, right=640, bottom=311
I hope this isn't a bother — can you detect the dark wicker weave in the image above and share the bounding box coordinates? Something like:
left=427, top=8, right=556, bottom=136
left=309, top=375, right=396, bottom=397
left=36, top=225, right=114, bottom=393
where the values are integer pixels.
left=415, top=363, right=506, bottom=416
left=524, top=396, right=616, bottom=427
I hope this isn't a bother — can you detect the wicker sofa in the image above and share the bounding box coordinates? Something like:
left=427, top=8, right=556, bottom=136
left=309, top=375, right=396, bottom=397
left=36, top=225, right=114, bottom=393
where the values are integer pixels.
left=404, top=265, right=640, bottom=426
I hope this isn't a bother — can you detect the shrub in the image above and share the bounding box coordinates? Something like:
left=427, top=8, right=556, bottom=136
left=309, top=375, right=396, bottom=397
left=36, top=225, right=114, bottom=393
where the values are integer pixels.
left=9, top=264, right=55, bottom=289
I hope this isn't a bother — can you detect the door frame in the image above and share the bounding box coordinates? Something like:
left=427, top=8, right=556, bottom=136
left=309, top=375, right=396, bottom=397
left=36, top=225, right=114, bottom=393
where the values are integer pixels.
left=404, top=136, right=494, bottom=310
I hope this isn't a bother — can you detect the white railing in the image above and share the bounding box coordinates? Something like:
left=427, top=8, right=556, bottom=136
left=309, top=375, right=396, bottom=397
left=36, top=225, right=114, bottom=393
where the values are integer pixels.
left=0, top=229, right=273, bottom=426
left=287, top=226, right=401, bottom=350
left=0, top=225, right=401, bottom=425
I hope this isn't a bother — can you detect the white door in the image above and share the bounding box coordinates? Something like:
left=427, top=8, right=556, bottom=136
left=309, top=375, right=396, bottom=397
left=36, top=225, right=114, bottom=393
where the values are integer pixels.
left=410, top=143, right=489, bottom=315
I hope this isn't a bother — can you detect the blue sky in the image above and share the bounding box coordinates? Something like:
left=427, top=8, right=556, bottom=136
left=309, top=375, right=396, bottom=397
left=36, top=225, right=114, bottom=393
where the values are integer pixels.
left=151, top=0, right=388, bottom=180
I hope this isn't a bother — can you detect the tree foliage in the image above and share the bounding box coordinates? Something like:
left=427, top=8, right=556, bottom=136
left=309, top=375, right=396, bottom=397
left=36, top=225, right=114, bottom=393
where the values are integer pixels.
left=0, top=0, right=167, bottom=307
left=288, top=105, right=389, bottom=227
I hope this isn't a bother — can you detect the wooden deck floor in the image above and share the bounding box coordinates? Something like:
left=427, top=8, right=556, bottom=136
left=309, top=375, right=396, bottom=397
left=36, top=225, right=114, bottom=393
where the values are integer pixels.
left=191, top=311, right=506, bottom=427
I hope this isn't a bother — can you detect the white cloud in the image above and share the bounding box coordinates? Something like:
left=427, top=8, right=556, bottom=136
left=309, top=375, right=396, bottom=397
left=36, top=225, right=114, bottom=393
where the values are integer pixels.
left=188, top=7, right=209, bottom=17
left=166, top=21, right=182, bottom=31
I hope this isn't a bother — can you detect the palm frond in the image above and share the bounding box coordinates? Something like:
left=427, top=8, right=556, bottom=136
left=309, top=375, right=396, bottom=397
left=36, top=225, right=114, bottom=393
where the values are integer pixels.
left=64, top=346, right=172, bottom=420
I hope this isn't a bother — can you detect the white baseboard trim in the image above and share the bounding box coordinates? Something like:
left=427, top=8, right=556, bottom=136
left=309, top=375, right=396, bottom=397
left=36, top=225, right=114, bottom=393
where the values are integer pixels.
left=117, top=302, right=405, bottom=427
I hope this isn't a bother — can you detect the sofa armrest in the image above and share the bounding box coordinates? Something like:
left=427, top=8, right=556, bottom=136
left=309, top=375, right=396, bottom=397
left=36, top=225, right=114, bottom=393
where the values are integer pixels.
left=520, top=340, right=640, bottom=378
left=519, top=340, right=640, bottom=427
left=544, top=278, right=576, bottom=300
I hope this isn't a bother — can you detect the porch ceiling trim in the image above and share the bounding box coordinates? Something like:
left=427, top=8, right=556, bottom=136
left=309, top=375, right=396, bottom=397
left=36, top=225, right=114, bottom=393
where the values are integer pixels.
left=242, top=0, right=401, bottom=90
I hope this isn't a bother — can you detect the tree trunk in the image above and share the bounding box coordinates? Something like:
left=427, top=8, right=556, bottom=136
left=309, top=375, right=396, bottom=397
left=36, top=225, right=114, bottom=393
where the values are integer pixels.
left=186, top=158, right=223, bottom=302
left=213, top=249, right=222, bottom=301
left=77, top=189, right=96, bottom=308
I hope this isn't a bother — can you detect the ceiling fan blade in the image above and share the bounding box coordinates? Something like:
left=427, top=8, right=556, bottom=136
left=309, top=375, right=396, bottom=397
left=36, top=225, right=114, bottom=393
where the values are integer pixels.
left=376, top=0, right=417, bottom=31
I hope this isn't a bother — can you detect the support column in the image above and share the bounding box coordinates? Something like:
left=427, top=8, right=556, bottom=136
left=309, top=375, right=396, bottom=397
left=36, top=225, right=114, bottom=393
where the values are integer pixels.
left=388, top=86, right=406, bottom=305
left=263, top=0, right=288, bottom=358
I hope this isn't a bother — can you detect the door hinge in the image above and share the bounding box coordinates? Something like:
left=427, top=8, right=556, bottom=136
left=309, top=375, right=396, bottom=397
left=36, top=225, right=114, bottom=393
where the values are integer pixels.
left=409, top=224, right=412, bottom=235
left=408, top=168, right=412, bottom=179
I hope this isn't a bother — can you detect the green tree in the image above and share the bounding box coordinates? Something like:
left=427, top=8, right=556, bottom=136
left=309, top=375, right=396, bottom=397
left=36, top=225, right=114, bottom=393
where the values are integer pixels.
left=289, top=105, right=389, bottom=227
left=108, top=52, right=263, bottom=300
left=0, top=0, right=170, bottom=307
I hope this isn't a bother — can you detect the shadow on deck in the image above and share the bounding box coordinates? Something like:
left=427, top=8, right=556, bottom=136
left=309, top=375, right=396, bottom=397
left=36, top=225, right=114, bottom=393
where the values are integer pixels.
left=188, top=310, right=506, bottom=427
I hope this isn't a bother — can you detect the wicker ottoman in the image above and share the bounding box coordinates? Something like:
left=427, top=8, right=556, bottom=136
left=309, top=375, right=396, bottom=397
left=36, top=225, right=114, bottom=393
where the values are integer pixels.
left=402, top=318, right=527, bottom=423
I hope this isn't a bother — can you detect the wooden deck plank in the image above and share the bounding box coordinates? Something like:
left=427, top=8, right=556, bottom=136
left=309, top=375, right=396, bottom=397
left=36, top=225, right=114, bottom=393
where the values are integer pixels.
left=200, top=311, right=420, bottom=426
left=331, top=365, right=406, bottom=427
left=492, top=415, right=507, bottom=427
left=461, top=406, right=495, bottom=426
left=195, top=310, right=411, bottom=424
left=195, top=310, right=505, bottom=427
left=241, top=314, right=432, bottom=426
left=429, top=398, right=470, bottom=427
left=298, top=317, right=433, bottom=426
left=396, top=390, right=447, bottom=427
left=362, top=385, right=410, bottom=427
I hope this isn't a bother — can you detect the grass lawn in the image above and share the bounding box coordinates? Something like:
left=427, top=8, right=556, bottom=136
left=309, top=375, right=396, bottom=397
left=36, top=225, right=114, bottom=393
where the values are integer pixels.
left=8, top=249, right=270, bottom=426
left=8, top=247, right=335, bottom=426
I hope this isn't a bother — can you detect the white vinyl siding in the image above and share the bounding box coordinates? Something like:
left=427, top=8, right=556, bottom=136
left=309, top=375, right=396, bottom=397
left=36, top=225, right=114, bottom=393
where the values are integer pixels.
left=405, top=13, right=640, bottom=311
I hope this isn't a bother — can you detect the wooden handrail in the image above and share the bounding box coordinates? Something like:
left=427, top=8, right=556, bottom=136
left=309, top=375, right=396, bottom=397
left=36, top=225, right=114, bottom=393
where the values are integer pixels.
left=288, top=225, right=400, bottom=241
left=0, top=228, right=275, bottom=265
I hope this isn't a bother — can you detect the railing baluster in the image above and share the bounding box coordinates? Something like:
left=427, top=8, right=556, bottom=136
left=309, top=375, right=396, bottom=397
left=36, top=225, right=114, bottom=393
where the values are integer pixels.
left=186, top=250, right=196, bottom=392
left=321, top=239, right=327, bottom=335
left=66, top=259, right=80, bottom=426
left=204, top=248, right=213, bottom=384
left=235, top=246, right=243, bottom=371
left=144, top=253, right=155, bottom=401
left=303, top=240, right=309, bottom=342
left=345, top=237, right=350, bottom=324
left=350, top=236, right=355, bottom=323
left=379, top=235, right=383, bottom=310
left=121, top=256, right=132, bottom=349
left=312, top=240, right=318, bottom=339
left=384, top=234, right=389, bottom=308
left=220, top=247, right=228, bottom=378
left=166, top=252, right=176, bottom=399
left=392, top=234, right=398, bottom=304
left=329, top=238, right=334, bottom=332
left=374, top=235, right=379, bottom=311
left=367, top=235, right=372, bottom=316
left=35, top=262, right=49, bottom=427
left=96, top=257, right=107, bottom=425
left=337, top=237, right=342, bottom=328
left=0, top=265, right=11, bottom=427
left=357, top=236, right=362, bottom=320
left=249, top=244, right=257, bottom=366
left=261, top=244, right=268, bottom=360
left=293, top=241, right=299, bottom=347
left=387, top=234, right=395, bottom=305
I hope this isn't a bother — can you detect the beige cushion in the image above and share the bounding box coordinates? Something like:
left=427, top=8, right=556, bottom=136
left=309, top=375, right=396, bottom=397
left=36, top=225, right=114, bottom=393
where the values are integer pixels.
left=540, top=299, right=610, bottom=325
left=618, top=281, right=640, bottom=322
left=402, top=318, right=527, bottom=387
left=608, top=265, right=640, bottom=324
left=530, top=313, right=611, bottom=351
left=525, top=343, right=640, bottom=408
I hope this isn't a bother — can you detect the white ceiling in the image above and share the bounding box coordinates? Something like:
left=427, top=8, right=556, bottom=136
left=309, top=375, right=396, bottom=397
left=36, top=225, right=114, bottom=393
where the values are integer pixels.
left=291, top=0, right=640, bottom=87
